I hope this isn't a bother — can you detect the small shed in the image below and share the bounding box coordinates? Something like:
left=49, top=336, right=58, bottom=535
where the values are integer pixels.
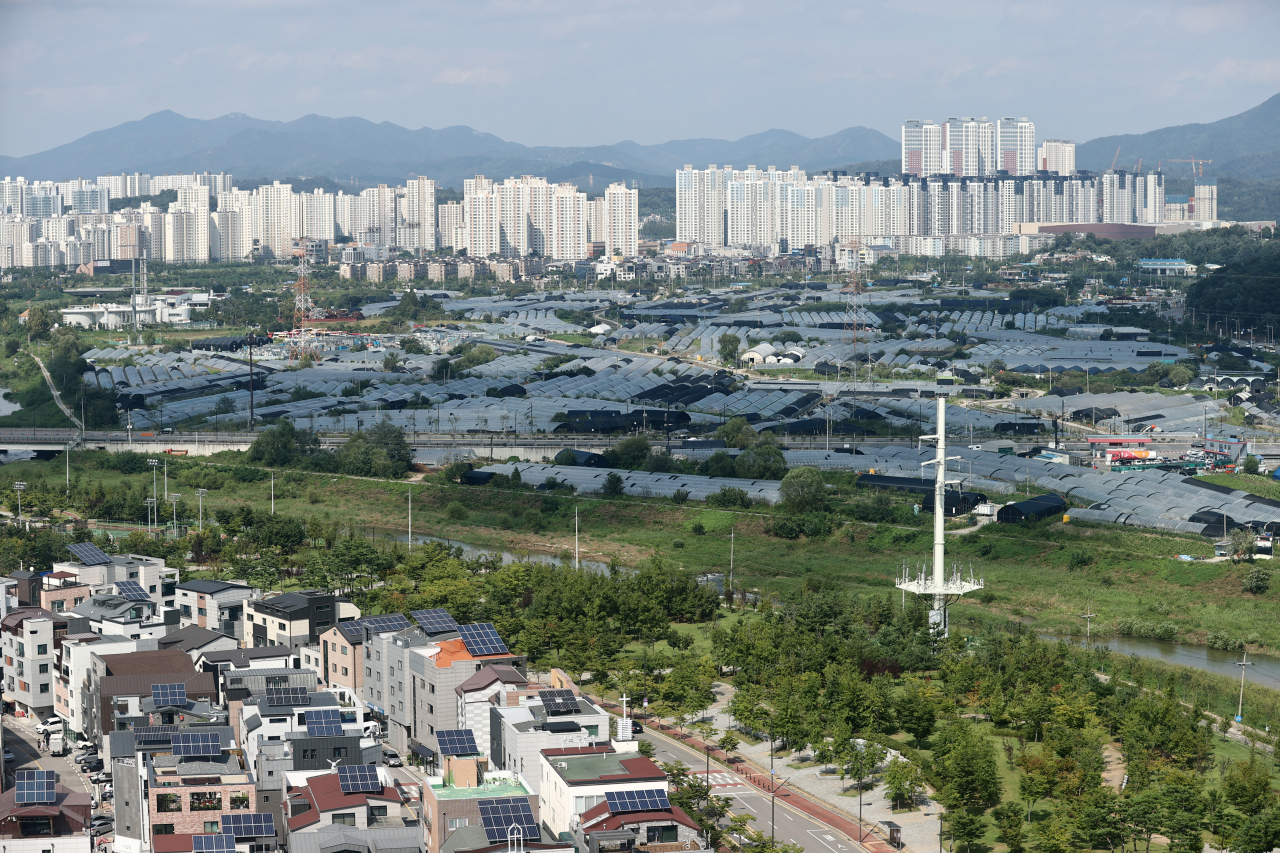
left=996, top=494, right=1067, bottom=523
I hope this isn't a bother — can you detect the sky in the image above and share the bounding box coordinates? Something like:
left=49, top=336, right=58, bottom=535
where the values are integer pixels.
left=2, top=0, right=1280, bottom=157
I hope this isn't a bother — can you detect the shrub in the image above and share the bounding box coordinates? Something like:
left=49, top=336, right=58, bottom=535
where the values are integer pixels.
left=975, top=589, right=997, bottom=604
left=1244, top=455, right=1260, bottom=475
left=798, top=512, right=834, bottom=538
left=691, top=522, right=706, bottom=535
left=446, top=501, right=469, bottom=520
left=1244, top=566, right=1271, bottom=595
left=601, top=472, right=626, bottom=497
left=1067, top=549, right=1092, bottom=570
left=671, top=489, right=690, bottom=504
left=768, top=517, right=800, bottom=539
left=672, top=540, right=684, bottom=549
left=779, top=467, right=826, bottom=513
left=707, top=486, right=750, bottom=508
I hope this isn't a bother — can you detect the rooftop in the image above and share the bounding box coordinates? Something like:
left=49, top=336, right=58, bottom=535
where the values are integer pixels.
left=429, top=773, right=530, bottom=801
left=177, top=579, right=255, bottom=595
left=543, top=749, right=665, bottom=785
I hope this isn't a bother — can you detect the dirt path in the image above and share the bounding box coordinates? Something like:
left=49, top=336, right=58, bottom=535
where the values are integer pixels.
left=1102, top=743, right=1126, bottom=790
left=28, top=351, right=83, bottom=430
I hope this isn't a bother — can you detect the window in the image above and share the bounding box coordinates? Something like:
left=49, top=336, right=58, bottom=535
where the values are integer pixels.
left=190, top=792, right=222, bottom=811
left=52, top=600, right=64, bottom=613
left=198, top=608, right=207, bottom=617
left=341, top=646, right=347, bottom=655
left=150, top=585, right=157, bottom=593
left=204, top=821, right=220, bottom=834
left=153, top=825, right=175, bottom=835
left=332, top=747, right=348, bottom=758
left=342, top=667, right=349, bottom=676
left=332, top=813, right=356, bottom=827
left=585, top=725, right=599, bottom=738
left=427, top=704, right=434, bottom=715
left=39, top=683, right=49, bottom=694
left=575, top=795, right=606, bottom=814
left=18, top=817, right=53, bottom=836
left=369, top=805, right=388, bottom=818
left=366, top=667, right=371, bottom=677
left=156, top=794, right=182, bottom=813
left=38, top=664, right=48, bottom=674
left=317, top=604, right=331, bottom=612
left=17, top=642, right=24, bottom=656
left=128, top=572, right=138, bottom=579
left=230, top=793, right=250, bottom=810
left=278, top=622, right=286, bottom=630
left=646, top=827, right=678, bottom=844
left=447, top=818, right=468, bottom=831
left=181, top=605, right=192, bottom=617
left=332, top=663, right=337, bottom=672
left=302, top=749, right=317, bottom=760
left=429, top=683, right=435, bottom=694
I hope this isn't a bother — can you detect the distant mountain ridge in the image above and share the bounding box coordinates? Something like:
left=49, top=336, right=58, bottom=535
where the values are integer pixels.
left=4, top=93, right=1278, bottom=188
left=0, top=111, right=899, bottom=189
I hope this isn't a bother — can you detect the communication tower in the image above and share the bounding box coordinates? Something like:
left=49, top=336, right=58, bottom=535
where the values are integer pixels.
left=289, top=257, right=318, bottom=361
left=895, top=393, right=983, bottom=636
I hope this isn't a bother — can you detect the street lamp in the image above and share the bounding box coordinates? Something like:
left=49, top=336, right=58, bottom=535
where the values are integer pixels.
left=12, top=482, right=26, bottom=523
left=148, top=458, right=159, bottom=505
left=196, top=488, right=208, bottom=532
left=145, top=497, right=157, bottom=537
left=170, top=494, right=182, bottom=534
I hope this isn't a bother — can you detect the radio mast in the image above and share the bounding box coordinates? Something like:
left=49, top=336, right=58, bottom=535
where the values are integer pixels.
left=289, top=256, right=318, bottom=362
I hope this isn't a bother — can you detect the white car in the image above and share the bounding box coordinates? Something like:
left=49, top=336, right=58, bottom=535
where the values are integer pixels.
left=34, top=717, right=61, bottom=735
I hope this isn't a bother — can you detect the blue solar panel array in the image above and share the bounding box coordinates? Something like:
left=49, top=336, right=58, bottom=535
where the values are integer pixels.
left=478, top=798, right=539, bottom=842
left=115, top=580, right=150, bottom=601
left=132, top=725, right=179, bottom=743
left=457, top=623, right=508, bottom=656
left=412, top=609, right=459, bottom=635
left=172, top=732, right=221, bottom=756
left=67, top=542, right=112, bottom=566
left=305, top=708, right=343, bottom=737
left=605, top=790, right=671, bottom=814
left=436, top=729, right=479, bottom=756
left=151, top=683, right=187, bottom=706
left=221, top=813, right=276, bottom=837
left=361, top=614, right=411, bottom=633
left=539, top=689, right=578, bottom=715
left=337, top=764, right=382, bottom=793
left=193, top=835, right=235, bottom=853
left=266, top=686, right=309, bottom=706
left=15, top=770, right=56, bottom=804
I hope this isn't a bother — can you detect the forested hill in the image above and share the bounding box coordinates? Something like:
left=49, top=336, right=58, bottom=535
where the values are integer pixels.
left=1186, top=240, right=1280, bottom=321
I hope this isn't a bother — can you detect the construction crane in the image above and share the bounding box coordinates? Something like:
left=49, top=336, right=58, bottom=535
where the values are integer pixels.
left=1169, top=159, right=1212, bottom=177
left=1133, top=158, right=1142, bottom=174
left=1110, top=147, right=1122, bottom=170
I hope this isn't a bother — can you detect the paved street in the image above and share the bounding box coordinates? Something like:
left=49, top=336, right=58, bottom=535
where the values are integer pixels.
left=640, top=729, right=865, bottom=853
left=3, top=718, right=104, bottom=814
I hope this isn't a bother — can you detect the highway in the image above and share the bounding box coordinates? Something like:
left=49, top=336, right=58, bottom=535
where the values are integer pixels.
left=639, top=728, right=866, bottom=853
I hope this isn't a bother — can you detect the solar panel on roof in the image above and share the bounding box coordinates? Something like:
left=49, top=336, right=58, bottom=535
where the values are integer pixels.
left=305, top=707, right=343, bottom=737
left=14, top=770, right=55, bottom=804
left=412, top=609, right=459, bottom=634
left=115, top=580, right=149, bottom=601
left=172, top=731, right=221, bottom=756
left=132, top=724, right=180, bottom=742
left=193, top=835, right=235, bottom=853
left=457, top=623, right=508, bottom=656
left=539, top=689, right=578, bottom=715
left=436, top=729, right=479, bottom=756
left=606, top=790, right=671, bottom=814
left=478, top=797, right=539, bottom=843
left=221, top=813, right=276, bottom=837
left=67, top=542, right=112, bottom=566
left=266, top=686, right=309, bottom=706
left=151, top=683, right=187, bottom=706
left=361, top=613, right=411, bottom=633
left=337, top=764, right=382, bottom=793
left=338, top=622, right=365, bottom=640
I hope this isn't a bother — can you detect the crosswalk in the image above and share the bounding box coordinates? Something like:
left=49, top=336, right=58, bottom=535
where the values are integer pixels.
left=694, top=771, right=743, bottom=787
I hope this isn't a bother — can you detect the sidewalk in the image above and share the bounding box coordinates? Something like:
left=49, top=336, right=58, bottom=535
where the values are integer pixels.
left=28, top=351, right=83, bottom=430
left=591, top=694, right=904, bottom=853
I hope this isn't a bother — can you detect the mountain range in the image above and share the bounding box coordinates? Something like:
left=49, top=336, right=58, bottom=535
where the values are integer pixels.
left=0, top=112, right=898, bottom=190
left=2, top=92, right=1278, bottom=188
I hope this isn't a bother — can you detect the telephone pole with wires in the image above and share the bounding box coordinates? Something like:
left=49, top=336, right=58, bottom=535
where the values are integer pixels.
left=1237, top=651, right=1253, bottom=725
left=1080, top=602, right=1096, bottom=647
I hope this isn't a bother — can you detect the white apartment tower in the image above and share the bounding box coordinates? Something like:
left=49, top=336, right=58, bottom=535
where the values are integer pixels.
left=1100, top=171, right=1136, bottom=224
left=172, top=185, right=210, bottom=262
left=943, top=117, right=995, bottom=176
left=401, top=176, right=437, bottom=252
left=1194, top=179, right=1218, bottom=221
left=902, top=121, right=944, bottom=177
left=300, top=189, right=336, bottom=241
left=437, top=201, right=464, bottom=250
left=603, top=182, right=639, bottom=257
left=259, top=181, right=299, bottom=260
left=997, top=117, right=1037, bottom=175
left=1038, top=140, right=1076, bottom=175
left=676, top=165, right=730, bottom=245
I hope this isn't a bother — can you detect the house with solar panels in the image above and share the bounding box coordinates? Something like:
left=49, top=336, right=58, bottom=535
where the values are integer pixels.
left=69, top=590, right=178, bottom=640
left=238, top=689, right=381, bottom=784
left=39, top=543, right=177, bottom=613
left=0, top=770, right=94, bottom=853
left=91, top=650, right=219, bottom=758
left=574, top=789, right=704, bottom=853
left=536, top=747, right=669, bottom=838
left=488, top=688, right=611, bottom=795
left=420, top=741, right=571, bottom=853
left=313, top=612, right=419, bottom=705
left=243, top=591, right=361, bottom=650
left=108, top=723, right=276, bottom=853
left=284, top=766, right=415, bottom=835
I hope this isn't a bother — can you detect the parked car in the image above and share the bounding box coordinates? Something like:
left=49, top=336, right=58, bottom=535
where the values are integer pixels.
left=82, top=759, right=104, bottom=773
left=90, top=817, right=114, bottom=829
left=89, top=771, right=112, bottom=784
left=91, top=822, right=113, bottom=837
left=2, top=748, right=13, bottom=763
left=34, top=717, right=61, bottom=735
left=74, top=751, right=98, bottom=765
left=630, top=721, right=643, bottom=734
left=74, top=739, right=94, bottom=751
left=382, top=749, right=402, bottom=767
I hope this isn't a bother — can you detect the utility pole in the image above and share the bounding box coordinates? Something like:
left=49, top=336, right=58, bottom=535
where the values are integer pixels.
left=270, top=470, right=275, bottom=515
left=575, top=505, right=580, bottom=570
left=729, top=527, right=735, bottom=610
left=1080, top=602, right=1096, bottom=646
left=197, top=488, right=207, bottom=532
left=1237, top=651, right=1253, bottom=724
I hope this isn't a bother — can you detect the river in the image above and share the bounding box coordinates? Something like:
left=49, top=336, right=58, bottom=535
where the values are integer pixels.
left=0, top=389, right=34, bottom=465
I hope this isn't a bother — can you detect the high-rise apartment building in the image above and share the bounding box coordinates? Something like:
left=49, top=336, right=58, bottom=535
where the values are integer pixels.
left=437, top=201, right=464, bottom=249
left=675, top=165, right=731, bottom=244
left=548, top=183, right=588, bottom=260
left=259, top=181, right=299, bottom=260
left=1037, top=140, right=1076, bottom=175
left=997, top=117, right=1036, bottom=175
left=173, top=185, right=210, bottom=262
left=1136, top=172, right=1165, bottom=224
left=1100, top=170, right=1136, bottom=224
left=603, top=182, right=639, bottom=257
left=300, top=188, right=336, bottom=241
left=902, top=121, right=944, bottom=177
left=943, top=117, right=995, bottom=176
left=401, top=176, right=437, bottom=252
left=1194, top=178, right=1218, bottom=221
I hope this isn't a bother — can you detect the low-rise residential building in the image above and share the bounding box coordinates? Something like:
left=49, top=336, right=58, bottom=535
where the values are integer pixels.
left=489, top=687, right=610, bottom=793
left=244, top=591, right=360, bottom=650
left=221, top=667, right=320, bottom=704
left=289, top=824, right=423, bottom=853
left=2, top=607, right=72, bottom=719
left=0, top=773, right=93, bottom=853
left=55, top=632, right=138, bottom=738
left=284, top=768, right=415, bottom=834
left=158, top=625, right=239, bottom=661
left=70, top=592, right=177, bottom=639
left=40, top=548, right=177, bottom=609
left=196, top=646, right=296, bottom=702
left=238, top=690, right=379, bottom=772
left=176, top=579, right=260, bottom=640
left=420, top=755, right=557, bottom=853
left=576, top=792, right=703, bottom=852
left=537, top=746, right=668, bottom=837
left=92, top=650, right=219, bottom=755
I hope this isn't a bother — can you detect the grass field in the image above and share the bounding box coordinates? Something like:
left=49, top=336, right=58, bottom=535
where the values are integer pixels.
left=0, top=353, right=76, bottom=429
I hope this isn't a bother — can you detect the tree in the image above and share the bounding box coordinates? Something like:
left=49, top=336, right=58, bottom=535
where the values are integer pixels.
left=883, top=757, right=924, bottom=810
left=601, top=472, right=625, bottom=497
left=1244, top=455, right=1260, bottom=475
left=382, top=352, right=401, bottom=372
left=402, top=337, right=425, bottom=354
left=933, top=721, right=1002, bottom=809
left=992, top=802, right=1026, bottom=853
left=1243, top=566, right=1270, bottom=594
left=740, top=829, right=805, bottom=853
left=779, top=467, right=826, bottom=513
left=736, top=443, right=788, bottom=479
left=896, top=681, right=938, bottom=749
left=840, top=740, right=888, bottom=825
left=717, top=732, right=741, bottom=758
left=715, top=417, right=758, bottom=449
left=25, top=306, right=54, bottom=341
left=1231, top=527, right=1257, bottom=563
left=718, top=333, right=742, bottom=364
left=950, top=810, right=988, bottom=853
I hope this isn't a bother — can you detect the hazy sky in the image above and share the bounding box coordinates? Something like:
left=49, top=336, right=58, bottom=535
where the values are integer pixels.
left=3, top=0, right=1279, bottom=156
